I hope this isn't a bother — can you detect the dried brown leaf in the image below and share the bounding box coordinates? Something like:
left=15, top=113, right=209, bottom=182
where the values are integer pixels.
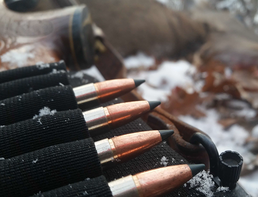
left=161, top=86, right=206, bottom=118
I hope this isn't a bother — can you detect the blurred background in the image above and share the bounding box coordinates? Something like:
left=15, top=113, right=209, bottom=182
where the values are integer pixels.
left=0, top=0, right=258, bottom=196
left=122, top=1, right=258, bottom=196
left=123, top=1, right=258, bottom=196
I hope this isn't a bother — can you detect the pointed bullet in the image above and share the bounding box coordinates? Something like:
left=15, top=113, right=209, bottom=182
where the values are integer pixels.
left=84, top=101, right=157, bottom=136
left=96, top=130, right=174, bottom=165
left=108, top=163, right=206, bottom=197
left=75, top=78, right=144, bottom=104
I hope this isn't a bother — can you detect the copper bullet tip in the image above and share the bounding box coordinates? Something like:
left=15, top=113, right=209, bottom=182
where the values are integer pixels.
left=159, top=130, right=174, bottom=141
left=189, top=164, right=205, bottom=176
left=148, top=101, right=161, bottom=110
left=134, top=79, right=145, bottom=87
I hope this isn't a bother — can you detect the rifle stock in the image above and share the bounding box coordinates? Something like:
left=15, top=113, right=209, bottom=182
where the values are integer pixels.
left=0, top=0, right=94, bottom=70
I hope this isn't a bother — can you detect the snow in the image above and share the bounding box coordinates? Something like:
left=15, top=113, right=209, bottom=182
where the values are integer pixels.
left=124, top=52, right=154, bottom=69
left=216, top=186, right=229, bottom=192
left=160, top=156, right=169, bottom=166
left=51, top=69, right=66, bottom=74
left=146, top=60, right=196, bottom=92
left=225, top=67, right=232, bottom=78
left=71, top=72, right=84, bottom=79
left=254, top=12, right=258, bottom=24
left=36, top=62, right=50, bottom=70
left=33, top=107, right=57, bottom=119
left=51, top=69, right=57, bottom=73
left=185, top=170, right=215, bottom=197
left=185, top=171, right=231, bottom=196
left=0, top=45, right=35, bottom=67
left=34, top=61, right=66, bottom=74
left=127, top=58, right=197, bottom=101
left=228, top=100, right=257, bottom=118
left=71, top=66, right=105, bottom=82
left=137, top=83, right=170, bottom=102
left=180, top=109, right=249, bottom=150
left=239, top=170, right=258, bottom=197
left=32, top=159, right=38, bottom=164
left=156, top=0, right=184, bottom=10
left=82, top=66, right=105, bottom=82
left=17, top=96, right=22, bottom=101
left=37, top=118, right=42, bottom=125
left=252, top=125, right=258, bottom=138
left=216, top=0, right=245, bottom=14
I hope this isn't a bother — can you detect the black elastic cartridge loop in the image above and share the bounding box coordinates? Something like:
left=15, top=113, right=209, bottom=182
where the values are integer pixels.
left=190, top=132, right=220, bottom=177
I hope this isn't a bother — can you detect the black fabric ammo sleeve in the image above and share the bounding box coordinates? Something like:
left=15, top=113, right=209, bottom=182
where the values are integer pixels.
left=0, top=61, right=67, bottom=84
left=0, top=139, right=102, bottom=197
left=0, top=109, right=89, bottom=158
left=0, top=85, right=78, bottom=125
left=0, top=72, right=70, bottom=100
left=32, top=176, right=112, bottom=197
